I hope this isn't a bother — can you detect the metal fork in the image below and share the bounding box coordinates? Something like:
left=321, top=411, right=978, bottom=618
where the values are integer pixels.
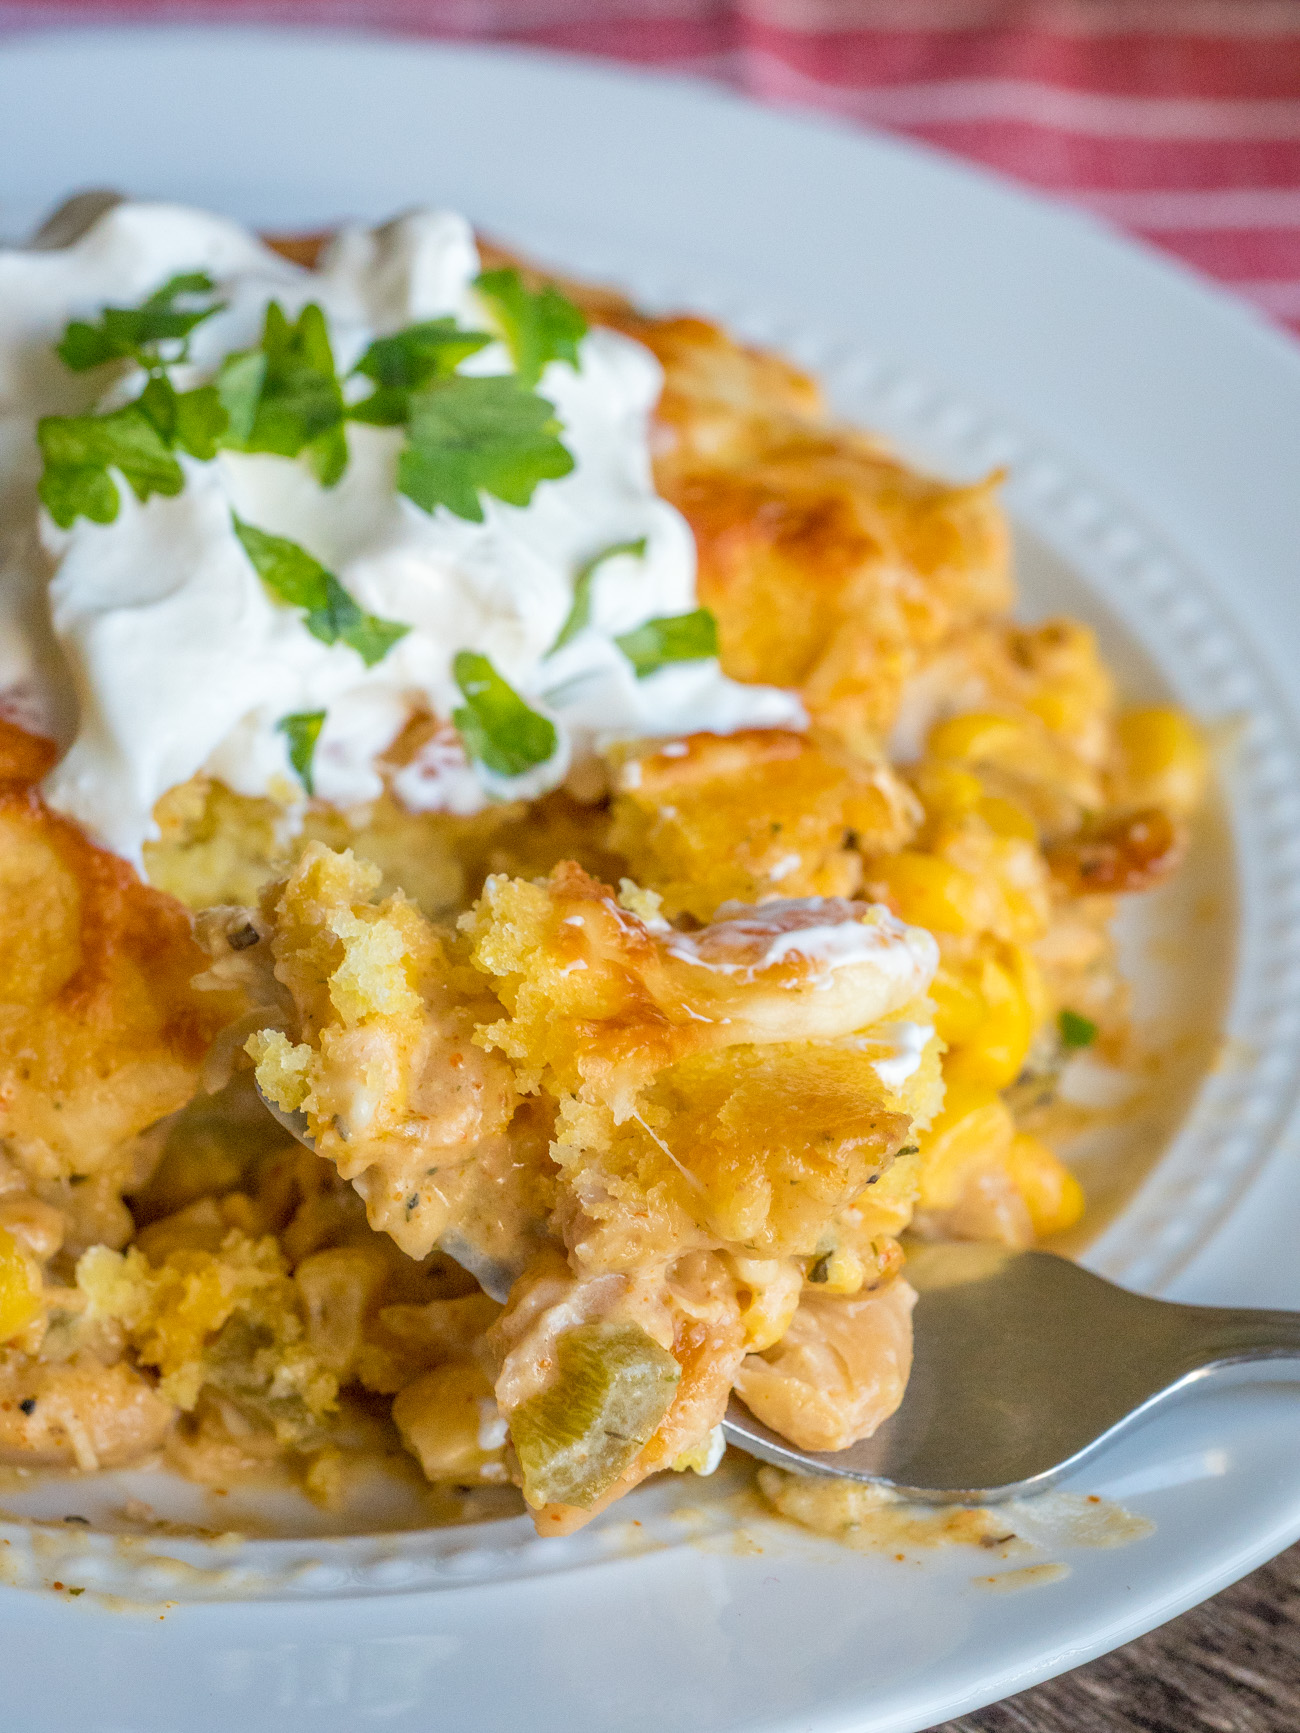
left=723, top=1242, right=1300, bottom=1501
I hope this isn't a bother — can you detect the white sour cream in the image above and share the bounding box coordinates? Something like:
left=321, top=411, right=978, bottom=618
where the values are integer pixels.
left=666, top=898, right=939, bottom=996
left=0, top=200, right=804, bottom=864
left=870, top=1020, right=935, bottom=1090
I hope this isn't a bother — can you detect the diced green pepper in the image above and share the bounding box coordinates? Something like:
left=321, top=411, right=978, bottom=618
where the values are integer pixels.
left=509, top=1321, right=680, bottom=1509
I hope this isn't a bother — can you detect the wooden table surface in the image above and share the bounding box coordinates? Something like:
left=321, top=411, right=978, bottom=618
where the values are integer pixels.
left=928, top=1542, right=1300, bottom=1733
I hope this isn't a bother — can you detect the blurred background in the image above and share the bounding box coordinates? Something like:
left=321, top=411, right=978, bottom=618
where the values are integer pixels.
left=1, top=0, right=1298, bottom=341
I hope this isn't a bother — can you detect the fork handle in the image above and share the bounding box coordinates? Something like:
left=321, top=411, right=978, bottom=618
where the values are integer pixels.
left=1183, top=1305, right=1300, bottom=1369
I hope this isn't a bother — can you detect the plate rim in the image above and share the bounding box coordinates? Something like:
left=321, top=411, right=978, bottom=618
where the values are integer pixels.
left=3, top=26, right=1300, bottom=1732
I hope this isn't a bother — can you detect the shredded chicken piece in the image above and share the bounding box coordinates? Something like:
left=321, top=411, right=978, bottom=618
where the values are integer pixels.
left=733, top=1280, right=917, bottom=1452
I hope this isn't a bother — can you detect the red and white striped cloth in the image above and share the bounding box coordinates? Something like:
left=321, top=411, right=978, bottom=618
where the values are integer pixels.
left=4, top=0, right=1300, bottom=337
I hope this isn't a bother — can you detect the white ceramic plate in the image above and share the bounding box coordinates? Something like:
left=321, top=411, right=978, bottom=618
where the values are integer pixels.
left=4, top=27, right=1300, bottom=1733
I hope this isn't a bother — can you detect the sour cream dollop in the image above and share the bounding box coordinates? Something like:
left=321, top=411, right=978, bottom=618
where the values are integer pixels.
left=0, top=200, right=804, bottom=864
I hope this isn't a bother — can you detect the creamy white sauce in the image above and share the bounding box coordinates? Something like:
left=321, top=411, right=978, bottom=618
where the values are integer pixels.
left=665, top=898, right=939, bottom=995
left=870, top=1020, right=934, bottom=1090
left=691, top=1423, right=727, bottom=1476
left=767, top=851, right=803, bottom=883
left=476, top=1399, right=509, bottom=1454
left=0, top=200, right=804, bottom=863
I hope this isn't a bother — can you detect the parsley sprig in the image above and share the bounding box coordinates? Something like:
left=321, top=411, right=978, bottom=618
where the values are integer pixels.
left=218, top=302, right=348, bottom=487
left=232, top=516, right=409, bottom=669
left=57, top=271, right=227, bottom=372
left=615, top=608, right=719, bottom=678
left=548, top=538, right=648, bottom=655
left=398, top=375, right=575, bottom=523
left=278, top=710, right=326, bottom=795
left=38, top=268, right=590, bottom=533
left=1059, top=1009, right=1098, bottom=1050
left=348, top=318, right=493, bottom=426
left=452, top=652, right=557, bottom=778
left=38, top=271, right=229, bottom=529
left=376, top=271, right=586, bottom=520
left=475, top=267, right=587, bottom=389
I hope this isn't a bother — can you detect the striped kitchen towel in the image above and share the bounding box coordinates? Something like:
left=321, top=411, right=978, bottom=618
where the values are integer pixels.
left=3, top=0, right=1299, bottom=337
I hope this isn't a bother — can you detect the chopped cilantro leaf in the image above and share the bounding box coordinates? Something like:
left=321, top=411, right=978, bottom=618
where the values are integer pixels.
left=217, top=302, right=348, bottom=487
left=452, top=650, right=557, bottom=777
left=170, top=384, right=228, bottom=461
left=1059, top=1009, right=1098, bottom=1050
left=40, top=275, right=235, bottom=526
left=398, top=374, right=575, bottom=523
left=57, top=324, right=118, bottom=374
left=349, top=318, right=492, bottom=426
left=37, top=381, right=223, bottom=528
left=231, top=515, right=326, bottom=609
left=37, top=451, right=119, bottom=527
left=339, top=611, right=411, bottom=668
left=475, top=268, right=587, bottom=389
left=214, top=348, right=267, bottom=441
left=548, top=538, right=648, bottom=656
left=37, top=403, right=185, bottom=528
left=356, top=319, right=492, bottom=389
left=137, top=375, right=228, bottom=460
left=56, top=271, right=226, bottom=371
left=614, top=608, right=719, bottom=678
left=278, top=710, right=326, bottom=796
left=231, top=515, right=409, bottom=668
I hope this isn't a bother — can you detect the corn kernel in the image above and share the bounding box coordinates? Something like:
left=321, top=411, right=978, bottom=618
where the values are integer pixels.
left=943, top=954, right=1034, bottom=1091
left=1003, top=1132, right=1085, bottom=1237
left=978, top=794, right=1038, bottom=842
left=934, top=942, right=1042, bottom=1092
left=1115, top=707, right=1206, bottom=817
left=916, top=1084, right=1015, bottom=1211
left=930, top=965, right=987, bottom=1049
left=927, top=713, right=1023, bottom=764
left=670, top=1426, right=725, bottom=1476
left=392, top=1361, right=508, bottom=1485
left=911, top=762, right=983, bottom=823
left=730, top=1255, right=802, bottom=1351
left=1006, top=941, right=1049, bottom=1032
left=0, top=1225, right=42, bottom=1342
left=870, top=850, right=984, bottom=935
left=1026, top=689, right=1074, bottom=735
left=807, top=1244, right=866, bottom=1296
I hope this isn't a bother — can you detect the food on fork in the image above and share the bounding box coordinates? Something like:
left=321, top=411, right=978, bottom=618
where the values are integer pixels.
left=246, top=849, right=941, bottom=1523
left=0, top=194, right=1205, bottom=1529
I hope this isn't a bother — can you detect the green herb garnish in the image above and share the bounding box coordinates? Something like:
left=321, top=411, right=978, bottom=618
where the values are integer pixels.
left=37, top=381, right=231, bottom=528
left=232, top=515, right=409, bottom=667
left=475, top=268, right=587, bottom=389
left=614, top=608, right=719, bottom=678
left=398, top=375, right=575, bottom=523
left=39, top=275, right=580, bottom=534
left=39, top=274, right=232, bottom=527
left=217, top=302, right=348, bottom=486
left=278, top=710, right=327, bottom=796
left=57, top=271, right=226, bottom=372
left=1059, top=1009, right=1098, bottom=1050
left=452, top=650, right=557, bottom=778
left=348, top=318, right=493, bottom=426
left=38, top=404, right=183, bottom=527
left=548, top=538, right=648, bottom=656
left=138, top=375, right=228, bottom=460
